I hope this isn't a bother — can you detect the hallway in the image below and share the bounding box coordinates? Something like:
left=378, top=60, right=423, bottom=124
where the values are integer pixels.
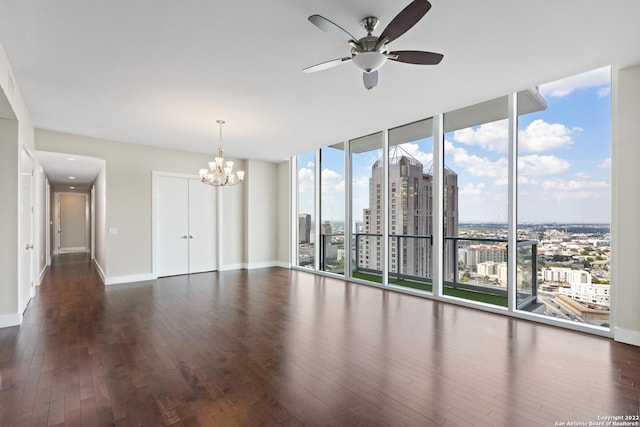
left=0, top=255, right=639, bottom=426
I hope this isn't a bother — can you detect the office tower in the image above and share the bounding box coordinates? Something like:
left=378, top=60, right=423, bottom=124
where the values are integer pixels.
left=358, top=147, right=458, bottom=279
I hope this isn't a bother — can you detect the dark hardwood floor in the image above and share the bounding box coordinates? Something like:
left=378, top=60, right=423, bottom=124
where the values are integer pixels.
left=1, top=254, right=639, bottom=426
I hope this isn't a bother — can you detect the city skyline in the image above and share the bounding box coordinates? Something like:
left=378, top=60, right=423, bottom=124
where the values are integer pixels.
left=298, top=66, right=611, bottom=224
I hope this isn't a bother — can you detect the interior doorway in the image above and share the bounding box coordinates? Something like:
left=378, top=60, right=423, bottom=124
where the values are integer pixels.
left=53, top=192, right=90, bottom=255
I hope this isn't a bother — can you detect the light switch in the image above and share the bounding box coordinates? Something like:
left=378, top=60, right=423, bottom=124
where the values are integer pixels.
left=109, top=227, right=118, bottom=235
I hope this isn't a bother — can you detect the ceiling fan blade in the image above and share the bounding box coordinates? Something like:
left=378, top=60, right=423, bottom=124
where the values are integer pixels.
left=308, top=15, right=358, bottom=44
left=379, top=0, right=432, bottom=44
left=389, top=50, right=443, bottom=65
left=363, top=71, right=378, bottom=90
left=303, top=57, right=352, bottom=73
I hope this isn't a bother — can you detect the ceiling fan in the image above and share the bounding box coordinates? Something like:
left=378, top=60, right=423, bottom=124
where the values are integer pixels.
left=303, top=0, right=443, bottom=90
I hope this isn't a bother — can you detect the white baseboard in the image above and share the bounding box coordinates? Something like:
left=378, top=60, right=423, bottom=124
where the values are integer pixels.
left=105, top=273, right=157, bottom=286
left=218, top=262, right=290, bottom=271
left=245, top=261, right=280, bottom=270
left=274, top=261, right=291, bottom=269
left=0, top=313, right=22, bottom=328
left=39, top=265, right=48, bottom=285
left=614, top=327, right=640, bottom=347
left=218, top=263, right=247, bottom=272
left=59, top=247, right=89, bottom=253
left=93, top=259, right=106, bottom=283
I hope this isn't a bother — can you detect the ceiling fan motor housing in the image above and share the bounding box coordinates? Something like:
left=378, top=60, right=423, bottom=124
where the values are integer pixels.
left=352, top=35, right=389, bottom=73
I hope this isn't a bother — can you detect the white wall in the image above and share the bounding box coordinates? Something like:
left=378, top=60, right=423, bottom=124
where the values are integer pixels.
left=0, top=118, right=19, bottom=325
left=613, top=64, right=640, bottom=346
left=245, top=160, right=278, bottom=268
left=94, top=166, right=107, bottom=279
left=211, top=161, right=244, bottom=270
left=34, top=130, right=283, bottom=280
left=34, top=162, right=48, bottom=282
left=0, top=40, right=35, bottom=327
left=277, top=160, right=291, bottom=267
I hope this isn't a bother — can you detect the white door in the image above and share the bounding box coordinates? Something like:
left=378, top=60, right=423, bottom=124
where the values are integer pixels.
left=19, top=148, right=34, bottom=311
left=188, top=178, right=216, bottom=273
left=157, top=176, right=190, bottom=276
left=156, top=175, right=216, bottom=276
left=58, top=194, right=88, bottom=253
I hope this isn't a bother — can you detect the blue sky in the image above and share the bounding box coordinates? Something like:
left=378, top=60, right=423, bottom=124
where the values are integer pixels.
left=299, top=66, right=611, bottom=224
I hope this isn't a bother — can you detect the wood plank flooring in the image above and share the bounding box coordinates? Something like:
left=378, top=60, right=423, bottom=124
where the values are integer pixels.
left=0, top=253, right=639, bottom=426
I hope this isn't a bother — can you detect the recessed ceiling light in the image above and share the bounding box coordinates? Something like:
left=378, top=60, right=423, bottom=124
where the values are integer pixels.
left=69, top=186, right=76, bottom=189
left=68, top=176, right=76, bottom=180
left=67, top=157, right=76, bottom=161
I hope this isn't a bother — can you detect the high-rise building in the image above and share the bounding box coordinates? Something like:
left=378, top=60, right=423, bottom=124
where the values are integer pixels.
left=321, top=221, right=332, bottom=237
left=299, top=213, right=311, bottom=244
left=358, top=147, right=458, bottom=279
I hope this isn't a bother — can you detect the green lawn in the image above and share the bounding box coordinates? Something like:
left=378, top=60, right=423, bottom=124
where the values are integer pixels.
left=351, top=271, right=507, bottom=307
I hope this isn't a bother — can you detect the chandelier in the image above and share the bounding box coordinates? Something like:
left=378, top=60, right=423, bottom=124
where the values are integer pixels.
left=199, top=120, right=245, bottom=186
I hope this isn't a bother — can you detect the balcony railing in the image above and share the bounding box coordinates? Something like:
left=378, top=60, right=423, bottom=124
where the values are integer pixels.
left=320, top=232, right=538, bottom=309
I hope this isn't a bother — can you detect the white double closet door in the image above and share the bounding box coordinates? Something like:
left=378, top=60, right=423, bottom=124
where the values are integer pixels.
left=156, top=175, right=217, bottom=276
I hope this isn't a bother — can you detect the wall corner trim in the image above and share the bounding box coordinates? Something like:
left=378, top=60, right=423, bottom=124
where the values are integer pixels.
left=614, top=327, right=640, bottom=347
left=94, top=259, right=106, bottom=283
left=39, top=265, right=49, bottom=285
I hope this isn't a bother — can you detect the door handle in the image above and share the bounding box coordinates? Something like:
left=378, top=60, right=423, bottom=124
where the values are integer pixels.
left=189, top=235, right=195, bottom=239
left=25, top=244, right=33, bottom=250
left=181, top=235, right=188, bottom=239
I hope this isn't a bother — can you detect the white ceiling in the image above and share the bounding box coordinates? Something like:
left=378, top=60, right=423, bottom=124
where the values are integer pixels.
left=0, top=0, right=639, bottom=166
left=37, top=151, right=105, bottom=188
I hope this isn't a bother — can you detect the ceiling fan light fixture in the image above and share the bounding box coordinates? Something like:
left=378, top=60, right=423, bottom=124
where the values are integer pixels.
left=352, top=52, right=387, bottom=73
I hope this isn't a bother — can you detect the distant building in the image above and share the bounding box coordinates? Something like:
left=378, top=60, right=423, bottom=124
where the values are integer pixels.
left=461, top=245, right=507, bottom=267
left=544, top=266, right=609, bottom=308
left=559, top=282, right=610, bottom=307
left=358, top=146, right=458, bottom=279
left=476, top=261, right=513, bottom=286
left=543, top=267, right=591, bottom=285
left=299, top=214, right=311, bottom=244
left=321, top=221, right=332, bottom=237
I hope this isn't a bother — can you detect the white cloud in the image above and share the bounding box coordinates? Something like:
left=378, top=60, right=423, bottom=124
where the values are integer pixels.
left=518, top=155, right=571, bottom=177
left=396, top=142, right=433, bottom=167
left=352, top=175, right=369, bottom=189
left=298, top=167, right=314, bottom=192
left=460, top=182, right=485, bottom=196
left=572, top=172, right=591, bottom=180
left=446, top=140, right=508, bottom=182
left=452, top=120, right=508, bottom=152
left=539, top=66, right=610, bottom=98
left=306, top=161, right=314, bottom=168
left=519, top=119, right=577, bottom=153
left=597, top=86, right=611, bottom=98
left=598, top=157, right=611, bottom=168
left=518, top=176, right=539, bottom=186
left=450, top=119, right=576, bottom=153
left=540, top=179, right=609, bottom=191
left=320, top=168, right=344, bottom=192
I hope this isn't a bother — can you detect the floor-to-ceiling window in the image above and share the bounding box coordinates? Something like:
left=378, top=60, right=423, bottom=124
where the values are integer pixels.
left=319, top=143, right=345, bottom=274
left=296, top=150, right=315, bottom=269
left=292, top=66, right=612, bottom=335
left=387, top=118, right=434, bottom=292
left=517, top=67, right=611, bottom=328
left=442, top=97, right=509, bottom=306
left=349, top=132, right=383, bottom=282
